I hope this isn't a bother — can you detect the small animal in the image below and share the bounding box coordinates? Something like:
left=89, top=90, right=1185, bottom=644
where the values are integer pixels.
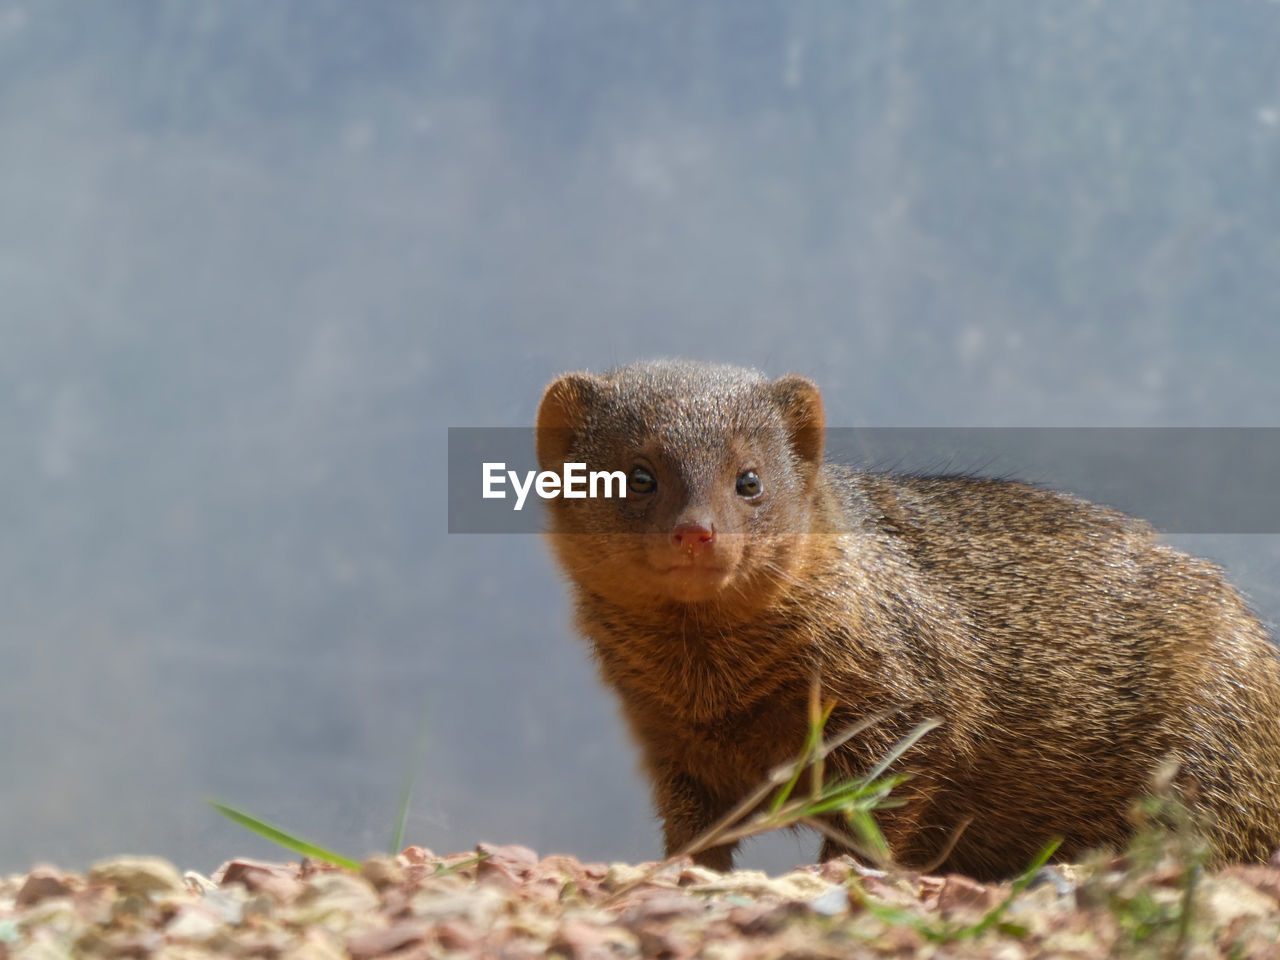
left=535, top=359, right=1280, bottom=878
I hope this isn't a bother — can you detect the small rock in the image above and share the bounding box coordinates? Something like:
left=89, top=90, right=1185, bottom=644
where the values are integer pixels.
left=1041, top=926, right=1106, bottom=956
left=535, top=854, right=587, bottom=880
left=526, top=856, right=588, bottom=901
left=1201, top=874, right=1278, bottom=925
left=1144, top=861, right=1194, bottom=887
left=769, top=870, right=836, bottom=900
left=1025, top=865, right=1077, bottom=898
left=817, top=859, right=853, bottom=884
left=375, top=883, right=415, bottom=919
left=1217, top=914, right=1280, bottom=956
left=476, top=842, right=539, bottom=876
left=157, top=945, right=228, bottom=960
left=434, top=918, right=481, bottom=951
left=700, top=941, right=749, bottom=960
left=989, top=942, right=1027, bottom=960
left=15, top=868, right=75, bottom=907
left=559, top=906, right=624, bottom=927
left=1003, top=880, right=1072, bottom=931
left=688, top=869, right=833, bottom=902
left=475, top=857, right=522, bottom=891
left=507, top=908, right=559, bottom=943
left=398, top=845, right=436, bottom=865
left=87, top=856, right=184, bottom=896
left=868, top=922, right=928, bottom=954
left=685, top=869, right=770, bottom=896
left=345, top=921, right=432, bottom=959
left=550, top=920, right=639, bottom=960
left=181, top=871, right=218, bottom=896
left=289, top=873, right=380, bottom=926
left=580, top=861, right=609, bottom=880
left=677, top=865, right=722, bottom=885
left=360, top=855, right=405, bottom=891
left=227, top=929, right=297, bottom=957
left=109, top=891, right=154, bottom=920
left=397, top=847, right=441, bottom=882
left=241, top=892, right=279, bottom=922
left=11, top=932, right=76, bottom=960
left=214, top=859, right=304, bottom=904
left=604, top=863, right=647, bottom=890
left=492, top=939, right=551, bottom=960
left=1220, top=864, right=1280, bottom=903
left=620, top=892, right=705, bottom=925
left=91, top=929, right=166, bottom=957
left=636, top=924, right=699, bottom=959
left=12, top=897, right=87, bottom=945
left=410, top=884, right=506, bottom=926
left=852, top=874, right=923, bottom=913
left=526, top=876, right=570, bottom=905
left=279, top=928, right=348, bottom=960
left=164, top=903, right=225, bottom=942
left=727, top=902, right=786, bottom=935
left=807, top=886, right=850, bottom=916
left=651, top=857, right=692, bottom=882
left=936, top=874, right=1005, bottom=919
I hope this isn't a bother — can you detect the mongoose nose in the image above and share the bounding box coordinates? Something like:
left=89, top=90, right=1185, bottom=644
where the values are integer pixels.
left=672, top=522, right=715, bottom=554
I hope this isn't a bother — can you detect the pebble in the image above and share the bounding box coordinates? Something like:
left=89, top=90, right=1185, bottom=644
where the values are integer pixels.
left=164, top=903, right=226, bottom=942
left=286, top=873, right=380, bottom=927
left=807, top=886, right=850, bottom=916
left=14, top=869, right=75, bottom=908
left=345, top=920, right=433, bottom=959
left=86, top=856, right=184, bottom=896
left=936, top=873, right=1007, bottom=919
left=550, top=918, right=640, bottom=959
left=359, top=855, right=406, bottom=891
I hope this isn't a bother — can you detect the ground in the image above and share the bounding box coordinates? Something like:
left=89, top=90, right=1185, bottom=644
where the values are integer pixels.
left=4, top=843, right=1280, bottom=958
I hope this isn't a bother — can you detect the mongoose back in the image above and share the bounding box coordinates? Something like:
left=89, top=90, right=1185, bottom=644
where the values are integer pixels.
left=535, top=359, right=1280, bottom=879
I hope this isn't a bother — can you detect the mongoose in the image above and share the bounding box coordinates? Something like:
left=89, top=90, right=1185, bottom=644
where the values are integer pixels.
left=535, top=359, right=1280, bottom=880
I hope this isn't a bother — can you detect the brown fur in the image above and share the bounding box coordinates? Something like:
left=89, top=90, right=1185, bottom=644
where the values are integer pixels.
left=535, top=359, right=1280, bottom=879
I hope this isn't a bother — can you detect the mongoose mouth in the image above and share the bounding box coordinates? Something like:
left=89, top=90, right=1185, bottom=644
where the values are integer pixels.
left=659, top=562, right=729, bottom=578
left=653, top=561, right=736, bottom=602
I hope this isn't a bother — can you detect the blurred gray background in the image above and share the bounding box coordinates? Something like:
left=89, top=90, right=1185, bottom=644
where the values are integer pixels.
left=3, top=1, right=1279, bottom=875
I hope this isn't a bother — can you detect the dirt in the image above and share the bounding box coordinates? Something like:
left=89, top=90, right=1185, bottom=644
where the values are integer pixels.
left=4, top=843, right=1280, bottom=958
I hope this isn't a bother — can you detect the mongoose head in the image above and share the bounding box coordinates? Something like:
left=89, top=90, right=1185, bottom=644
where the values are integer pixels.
left=535, top=360, right=825, bottom=618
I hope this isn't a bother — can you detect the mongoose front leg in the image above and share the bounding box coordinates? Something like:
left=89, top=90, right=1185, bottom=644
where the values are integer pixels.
left=654, top=769, right=738, bottom=872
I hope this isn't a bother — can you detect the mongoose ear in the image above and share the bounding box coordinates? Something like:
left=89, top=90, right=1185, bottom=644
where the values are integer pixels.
left=536, top=373, right=603, bottom=471
left=771, top=374, right=825, bottom=466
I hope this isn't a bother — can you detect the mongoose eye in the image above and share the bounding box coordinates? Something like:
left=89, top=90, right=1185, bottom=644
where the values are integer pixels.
left=628, top=466, right=657, bottom=494
left=736, top=470, right=763, bottom=499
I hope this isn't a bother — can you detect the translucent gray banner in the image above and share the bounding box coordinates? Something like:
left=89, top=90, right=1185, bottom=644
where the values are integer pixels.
left=448, top=428, right=1280, bottom=534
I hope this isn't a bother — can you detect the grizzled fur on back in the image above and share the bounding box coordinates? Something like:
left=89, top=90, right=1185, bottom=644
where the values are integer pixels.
left=535, top=359, right=1280, bottom=879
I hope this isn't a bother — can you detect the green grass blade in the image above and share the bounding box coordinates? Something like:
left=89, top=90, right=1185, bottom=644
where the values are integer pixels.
left=770, top=701, right=833, bottom=814
left=391, top=714, right=432, bottom=855
left=963, top=837, right=1062, bottom=939
left=862, top=718, right=942, bottom=784
left=390, top=780, right=413, bottom=858
left=208, top=800, right=362, bottom=872
left=796, top=786, right=875, bottom=818
left=793, top=772, right=911, bottom=818
left=432, top=852, right=490, bottom=877
left=847, top=807, right=891, bottom=863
